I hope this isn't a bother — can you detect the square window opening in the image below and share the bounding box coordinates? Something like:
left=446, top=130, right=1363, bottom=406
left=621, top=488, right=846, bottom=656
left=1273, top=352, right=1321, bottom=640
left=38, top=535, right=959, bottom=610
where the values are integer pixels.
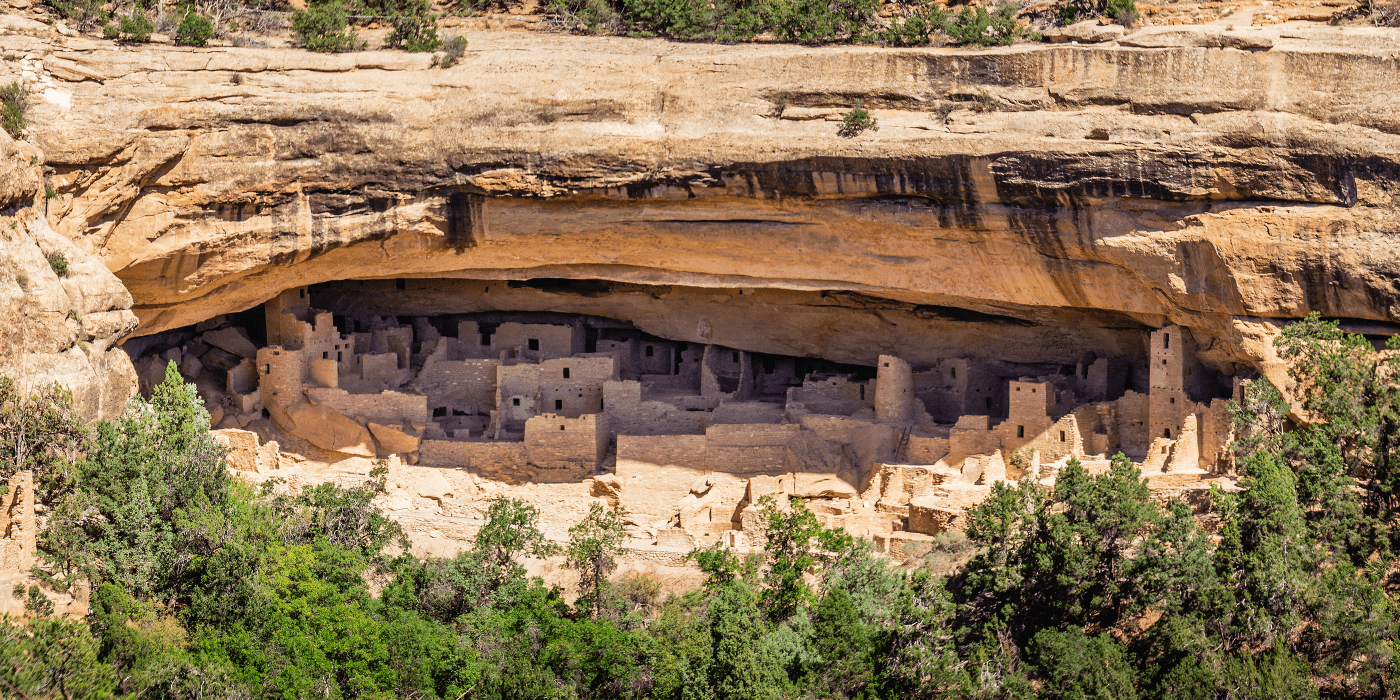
left=528, top=338, right=539, bottom=351
left=1017, top=425, right=1025, bottom=438
left=645, top=346, right=654, bottom=357
left=563, top=368, right=570, bottom=379
left=1059, top=431, right=1066, bottom=442
left=512, top=398, right=520, bottom=406
left=555, top=399, right=563, bottom=410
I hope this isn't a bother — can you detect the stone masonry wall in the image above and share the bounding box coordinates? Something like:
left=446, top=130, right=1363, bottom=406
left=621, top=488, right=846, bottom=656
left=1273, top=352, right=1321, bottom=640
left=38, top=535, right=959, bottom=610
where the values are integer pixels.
left=525, top=413, right=609, bottom=474
left=705, top=423, right=800, bottom=474
left=417, top=357, right=499, bottom=413
left=419, top=439, right=529, bottom=470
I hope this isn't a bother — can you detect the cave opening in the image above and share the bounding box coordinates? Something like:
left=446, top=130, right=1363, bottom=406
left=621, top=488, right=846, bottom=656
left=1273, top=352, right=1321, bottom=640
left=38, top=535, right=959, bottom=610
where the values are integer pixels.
left=118, top=275, right=1236, bottom=473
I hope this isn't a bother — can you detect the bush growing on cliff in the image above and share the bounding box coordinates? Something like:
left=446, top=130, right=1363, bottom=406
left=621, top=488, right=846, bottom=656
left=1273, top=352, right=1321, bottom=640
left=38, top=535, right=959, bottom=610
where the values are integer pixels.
left=946, top=2, right=1022, bottom=46
left=1, top=81, right=26, bottom=138
left=116, top=11, right=155, bottom=42
left=45, top=251, right=68, bottom=277
left=1106, top=0, right=1139, bottom=26
left=43, top=0, right=108, bottom=32
left=292, top=0, right=359, bottom=52
left=838, top=102, right=878, bottom=137
left=176, top=9, right=215, bottom=46
left=880, top=0, right=951, bottom=46
left=439, top=34, right=467, bottom=67
left=385, top=0, right=442, bottom=51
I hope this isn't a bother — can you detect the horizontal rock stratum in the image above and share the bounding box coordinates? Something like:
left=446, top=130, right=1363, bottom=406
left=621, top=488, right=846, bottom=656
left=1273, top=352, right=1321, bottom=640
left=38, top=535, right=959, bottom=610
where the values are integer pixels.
left=5, top=23, right=1400, bottom=390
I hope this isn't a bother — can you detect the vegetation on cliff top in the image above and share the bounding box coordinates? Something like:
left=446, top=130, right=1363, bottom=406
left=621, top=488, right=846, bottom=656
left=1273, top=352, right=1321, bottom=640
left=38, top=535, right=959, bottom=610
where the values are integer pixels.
left=2, top=314, right=1399, bottom=698
left=36, top=0, right=1154, bottom=52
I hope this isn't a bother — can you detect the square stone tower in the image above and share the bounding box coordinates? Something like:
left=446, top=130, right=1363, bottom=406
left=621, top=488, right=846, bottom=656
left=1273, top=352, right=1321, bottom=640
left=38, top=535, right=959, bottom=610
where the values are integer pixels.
left=1149, top=326, right=1195, bottom=441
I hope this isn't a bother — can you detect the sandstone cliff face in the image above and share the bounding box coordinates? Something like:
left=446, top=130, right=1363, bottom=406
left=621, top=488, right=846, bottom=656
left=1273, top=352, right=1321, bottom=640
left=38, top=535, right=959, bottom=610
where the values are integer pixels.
left=4, top=22, right=1400, bottom=380
left=0, top=111, right=137, bottom=419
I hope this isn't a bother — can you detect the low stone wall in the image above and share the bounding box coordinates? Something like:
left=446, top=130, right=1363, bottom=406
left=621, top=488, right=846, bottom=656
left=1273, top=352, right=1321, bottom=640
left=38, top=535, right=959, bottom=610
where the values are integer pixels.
left=419, top=439, right=528, bottom=471
left=705, top=423, right=800, bottom=473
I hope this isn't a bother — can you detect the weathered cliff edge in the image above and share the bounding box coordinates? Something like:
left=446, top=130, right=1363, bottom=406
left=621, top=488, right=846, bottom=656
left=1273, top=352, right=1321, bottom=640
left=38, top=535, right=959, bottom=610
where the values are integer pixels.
left=5, top=18, right=1400, bottom=386
left=0, top=114, right=136, bottom=418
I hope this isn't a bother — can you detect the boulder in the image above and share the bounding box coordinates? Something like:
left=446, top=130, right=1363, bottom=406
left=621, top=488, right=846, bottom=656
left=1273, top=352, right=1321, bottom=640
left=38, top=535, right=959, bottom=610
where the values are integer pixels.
left=212, top=428, right=262, bottom=472
left=1223, top=29, right=1275, bottom=50
left=1119, top=26, right=1224, bottom=48
left=591, top=473, right=625, bottom=507
left=201, top=327, right=257, bottom=359
left=286, top=402, right=376, bottom=457
left=414, top=468, right=456, bottom=503
left=1044, top=20, right=1124, bottom=44
left=177, top=353, right=202, bottom=381
left=794, top=476, right=858, bottom=499
left=368, top=422, right=421, bottom=455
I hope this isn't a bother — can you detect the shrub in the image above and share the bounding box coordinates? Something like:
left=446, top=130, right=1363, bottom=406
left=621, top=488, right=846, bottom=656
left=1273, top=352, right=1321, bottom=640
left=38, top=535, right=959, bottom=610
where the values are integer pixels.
left=948, top=2, right=1020, bottom=46
left=15, top=274, right=28, bottom=290
left=176, top=10, right=215, bottom=46
left=619, top=0, right=719, bottom=40
left=102, top=23, right=119, bottom=39
left=974, top=90, right=999, bottom=112
left=47, top=252, right=69, bottom=277
left=0, top=82, right=24, bottom=138
left=44, top=184, right=56, bottom=199
left=44, top=0, right=108, bottom=32
left=1373, top=0, right=1400, bottom=26
left=386, top=0, right=442, bottom=51
left=22, top=585, right=55, bottom=617
left=1106, top=0, right=1138, bottom=26
left=439, top=35, right=467, bottom=67
left=292, top=1, right=359, bottom=53
left=839, top=102, right=878, bottom=137
left=547, top=0, right=623, bottom=34
left=118, top=11, right=156, bottom=42
left=766, top=0, right=879, bottom=43
left=882, top=1, right=950, bottom=45
left=1059, top=2, right=1077, bottom=25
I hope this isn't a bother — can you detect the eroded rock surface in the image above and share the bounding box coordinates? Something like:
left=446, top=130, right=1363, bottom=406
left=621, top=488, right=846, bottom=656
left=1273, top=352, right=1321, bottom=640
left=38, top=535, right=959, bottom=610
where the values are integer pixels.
left=0, top=27, right=1391, bottom=381
left=0, top=102, right=136, bottom=419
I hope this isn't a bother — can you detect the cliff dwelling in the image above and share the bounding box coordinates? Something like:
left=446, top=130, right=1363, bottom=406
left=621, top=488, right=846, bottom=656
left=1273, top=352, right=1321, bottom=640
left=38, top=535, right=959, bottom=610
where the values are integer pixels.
left=121, top=277, right=1239, bottom=558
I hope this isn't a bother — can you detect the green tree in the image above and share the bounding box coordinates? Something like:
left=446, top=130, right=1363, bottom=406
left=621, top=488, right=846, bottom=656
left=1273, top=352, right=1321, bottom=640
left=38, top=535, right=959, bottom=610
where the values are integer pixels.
left=0, top=377, right=90, bottom=496
left=756, top=496, right=852, bottom=622
left=567, top=500, right=626, bottom=619
left=385, top=0, right=442, bottom=51
left=1213, top=449, right=1309, bottom=649
left=1275, top=313, right=1400, bottom=517
left=873, top=570, right=968, bottom=699
left=292, top=0, right=359, bottom=52
left=0, top=616, right=118, bottom=700
left=476, top=496, right=558, bottom=593
left=803, top=587, right=874, bottom=697
left=1025, top=626, right=1136, bottom=700
left=117, top=11, right=155, bottom=42
left=79, top=362, right=230, bottom=597
left=175, top=9, right=215, bottom=46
